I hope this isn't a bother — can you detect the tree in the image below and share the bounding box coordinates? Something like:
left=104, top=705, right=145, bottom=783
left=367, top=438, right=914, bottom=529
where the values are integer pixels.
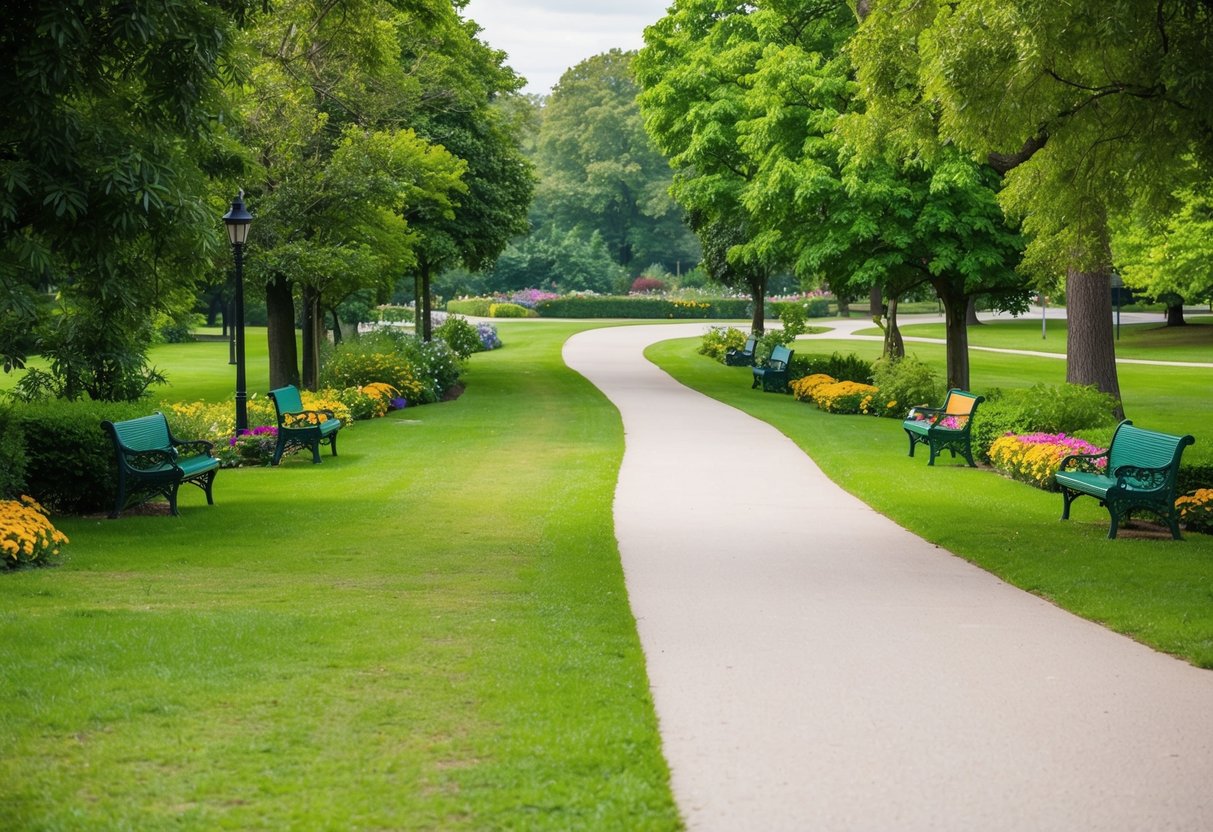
left=0, top=0, right=257, bottom=399
left=534, top=50, right=699, bottom=273
left=636, top=1, right=775, bottom=334
left=848, top=1, right=1213, bottom=410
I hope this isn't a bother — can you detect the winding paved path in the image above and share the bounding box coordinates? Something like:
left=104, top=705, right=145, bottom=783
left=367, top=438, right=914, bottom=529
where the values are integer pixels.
left=563, top=322, right=1213, bottom=832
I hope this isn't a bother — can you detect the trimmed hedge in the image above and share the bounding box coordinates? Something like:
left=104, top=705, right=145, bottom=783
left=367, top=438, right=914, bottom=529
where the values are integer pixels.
left=533, top=296, right=752, bottom=319
left=446, top=299, right=492, bottom=316
left=0, top=406, right=27, bottom=499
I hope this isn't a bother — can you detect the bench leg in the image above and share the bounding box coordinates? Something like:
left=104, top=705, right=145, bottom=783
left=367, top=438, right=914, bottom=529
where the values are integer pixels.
left=905, top=431, right=917, bottom=458
left=1060, top=488, right=1078, bottom=520
left=310, top=439, right=322, bottom=464
left=167, top=482, right=181, bottom=517
left=272, top=436, right=287, bottom=466
left=203, top=470, right=217, bottom=506
left=328, top=432, right=338, bottom=457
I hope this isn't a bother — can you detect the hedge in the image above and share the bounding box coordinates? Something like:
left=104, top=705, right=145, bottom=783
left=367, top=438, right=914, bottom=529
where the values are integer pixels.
left=533, top=296, right=753, bottom=319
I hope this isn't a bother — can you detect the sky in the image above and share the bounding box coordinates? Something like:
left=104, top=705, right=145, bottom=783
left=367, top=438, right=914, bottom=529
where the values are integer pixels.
left=461, top=0, right=672, bottom=96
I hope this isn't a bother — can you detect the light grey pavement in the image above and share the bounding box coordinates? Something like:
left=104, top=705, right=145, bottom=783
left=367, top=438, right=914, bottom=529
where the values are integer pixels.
left=563, top=322, right=1213, bottom=832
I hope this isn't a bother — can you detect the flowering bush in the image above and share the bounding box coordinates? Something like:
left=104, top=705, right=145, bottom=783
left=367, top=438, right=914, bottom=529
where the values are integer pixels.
left=163, top=399, right=276, bottom=449
left=336, top=384, right=395, bottom=420
left=988, top=432, right=1108, bottom=491
left=476, top=321, right=502, bottom=350
left=434, top=314, right=483, bottom=359
left=790, top=374, right=837, bottom=403
left=815, top=380, right=882, bottom=414
left=1, top=495, right=68, bottom=569
left=319, top=349, right=428, bottom=403
left=871, top=356, right=942, bottom=417
left=217, top=426, right=279, bottom=467
left=631, top=276, right=666, bottom=294
left=510, top=288, right=559, bottom=308
left=1176, top=489, right=1213, bottom=533
left=698, top=326, right=749, bottom=362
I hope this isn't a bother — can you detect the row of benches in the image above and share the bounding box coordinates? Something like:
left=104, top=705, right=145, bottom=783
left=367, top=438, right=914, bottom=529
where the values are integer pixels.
left=738, top=339, right=1196, bottom=540
left=101, top=385, right=342, bottom=519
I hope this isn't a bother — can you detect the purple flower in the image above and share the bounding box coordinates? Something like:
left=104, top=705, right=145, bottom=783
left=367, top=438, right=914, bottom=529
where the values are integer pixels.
left=390, top=397, right=408, bottom=410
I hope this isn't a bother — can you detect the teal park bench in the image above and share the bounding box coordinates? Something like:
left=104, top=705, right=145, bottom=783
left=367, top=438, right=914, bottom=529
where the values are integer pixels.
left=752, top=344, right=794, bottom=393
left=269, top=385, right=342, bottom=465
left=902, top=389, right=984, bottom=467
left=1055, top=420, right=1195, bottom=539
left=101, top=413, right=219, bottom=519
left=724, top=336, right=758, bottom=367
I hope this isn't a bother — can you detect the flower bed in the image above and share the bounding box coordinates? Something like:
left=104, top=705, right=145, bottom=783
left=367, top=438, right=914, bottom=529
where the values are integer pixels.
left=1176, top=488, right=1213, bottom=534
left=1, top=495, right=68, bottom=569
left=988, top=432, right=1108, bottom=491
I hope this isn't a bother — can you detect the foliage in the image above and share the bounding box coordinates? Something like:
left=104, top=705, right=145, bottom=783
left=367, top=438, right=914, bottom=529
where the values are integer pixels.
left=162, top=398, right=277, bottom=452
left=475, top=322, right=502, bottom=351
left=319, top=347, right=428, bottom=405
left=0, top=407, right=27, bottom=500
left=871, top=356, right=944, bottom=415
left=989, top=433, right=1109, bottom=492
left=631, top=277, right=667, bottom=294
left=488, top=303, right=532, bottom=319
left=217, top=426, right=279, bottom=468
left=1, top=496, right=68, bottom=569
left=336, top=385, right=395, bottom=421
left=534, top=49, right=699, bottom=272
left=972, top=385, right=1121, bottom=462
left=789, top=352, right=873, bottom=385
left=1177, top=489, right=1213, bottom=534
left=790, top=374, right=837, bottom=404
left=8, top=399, right=147, bottom=514
left=812, top=380, right=884, bottom=415
left=1114, top=181, right=1213, bottom=307
left=358, top=330, right=462, bottom=404
left=753, top=329, right=796, bottom=366
left=487, top=226, right=627, bottom=294
left=534, top=295, right=751, bottom=319
left=698, top=327, right=749, bottom=362
left=434, top=314, right=483, bottom=359
left=0, top=0, right=257, bottom=396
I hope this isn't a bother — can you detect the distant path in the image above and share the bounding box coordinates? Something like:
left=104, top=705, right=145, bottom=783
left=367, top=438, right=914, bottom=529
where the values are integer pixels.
left=564, top=322, right=1213, bottom=832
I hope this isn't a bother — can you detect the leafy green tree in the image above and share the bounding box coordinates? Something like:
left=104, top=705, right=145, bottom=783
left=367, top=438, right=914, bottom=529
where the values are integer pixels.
left=534, top=49, right=698, bottom=273
left=848, top=0, right=1213, bottom=408
left=636, top=1, right=776, bottom=334
left=0, top=0, right=256, bottom=399
left=488, top=227, right=627, bottom=294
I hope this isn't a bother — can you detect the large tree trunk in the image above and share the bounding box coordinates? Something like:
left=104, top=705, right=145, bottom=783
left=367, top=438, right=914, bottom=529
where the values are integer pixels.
left=869, top=285, right=882, bottom=318
left=420, top=261, right=434, bottom=342
left=301, top=284, right=321, bottom=390
left=939, top=286, right=971, bottom=390
left=749, top=273, right=767, bottom=336
left=1165, top=302, right=1187, bottom=327
left=884, top=295, right=904, bottom=359
left=966, top=295, right=982, bottom=326
left=266, top=273, right=300, bottom=390
left=1065, top=265, right=1123, bottom=419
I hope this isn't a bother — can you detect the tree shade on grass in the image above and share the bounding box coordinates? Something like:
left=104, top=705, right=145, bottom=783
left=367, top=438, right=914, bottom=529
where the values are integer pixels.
left=0, top=322, right=678, bottom=830
left=648, top=336, right=1213, bottom=668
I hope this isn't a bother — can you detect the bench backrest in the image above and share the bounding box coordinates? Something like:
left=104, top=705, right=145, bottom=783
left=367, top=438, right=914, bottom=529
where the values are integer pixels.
left=742, top=337, right=757, bottom=353
left=1107, top=421, right=1194, bottom=474
left=269, top=385, right=304, bottom=418
left=768, top=345, right=793, bottom=368
left=943, top=389, right=982, bottom=417
left=105, top=413, right=172, bottom=452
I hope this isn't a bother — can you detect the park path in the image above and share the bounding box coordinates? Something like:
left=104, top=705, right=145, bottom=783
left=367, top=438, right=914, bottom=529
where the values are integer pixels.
left=563, top=322, right=1213, bottom=832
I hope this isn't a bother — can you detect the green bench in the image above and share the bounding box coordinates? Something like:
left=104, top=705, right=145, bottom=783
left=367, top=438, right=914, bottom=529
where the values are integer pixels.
left=1055, top=420, right=1195, bottom=539
left=902, top=389, right=984, bottom=467
left=269, top=385, right=342, bottom=465
left=752, top=344, right=794, bottom=393
left=724, top=336, right=758, bottom=367
left=101, top=412, right=219, bottom=519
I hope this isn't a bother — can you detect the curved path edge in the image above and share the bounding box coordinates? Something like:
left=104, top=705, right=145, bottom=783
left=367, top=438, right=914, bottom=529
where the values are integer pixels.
left=563, top=322, right=1213, bottom=832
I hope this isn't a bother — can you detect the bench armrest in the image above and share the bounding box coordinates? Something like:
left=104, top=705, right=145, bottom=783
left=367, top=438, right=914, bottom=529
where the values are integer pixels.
left=1112, top=464, right=1171, bottom=491
left=1057, top=450, right=1109, bottom=474
left=906, top=405, right=942, bottom=420
left=172, top=438, right=214, bottom=456
left=120, top=447, right=178, bottom=470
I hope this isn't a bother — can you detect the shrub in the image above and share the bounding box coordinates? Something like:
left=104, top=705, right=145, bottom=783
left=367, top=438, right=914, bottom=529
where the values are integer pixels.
left=778, top=303, right=808, bottom=338
left=163, top=398, right=277, bottom=448
left=972, top=384, right=1119, bottom=462
left=374, top=305, right=415, bottom=322
left=813, top=380, right=882, bottom=414
left=368, top=332, right=462, bottom=403
left=509, top=289, right=559, bottom=308
left=699, top=326, right=749, bottom=362
left=320, top=344, right=428, bottom=404
left=805, top=297, right=830, bottom=317
left=217, top=426, right=279, bottom=468
left=475, top=322, right=502, bottom=351
left=445, top=298, right=492, bottom=316
left=533, top=295, right=751, bottom=319
left=988, top=433, right=1108, bottom=491
left=10, top=399, right=147, bottom=514
left=0, top=406, right=27, bottom=499
left=790, top=374, right=836, bottom=403
left=870, top=356, right=943, bottom=417
left=754, top=329, right=796, bottom=365
left=790, top=352, right=873, bottom=384
left=631, top=276, right=667, bottom=294
left=488, top=302, right=531, bottom=318
left=1, top=495, right=68, bottom=568
left=1177, top=489, right=1213, bottom=533
left=434, top=314, right=483, bottom=359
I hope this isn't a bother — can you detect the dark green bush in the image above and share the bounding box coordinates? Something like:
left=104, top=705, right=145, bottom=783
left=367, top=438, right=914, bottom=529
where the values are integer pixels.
left=870, top=355, right=943, bottom=415
left=972, top=384, right=1120, bottom=461
left=698, top=326, right=749, bottom=362
left=789, top=352, right=874, bottom=384
left=11, top=399, right=148, bottom=514
left=0, top=406, right=27, bottom=499
left=534, top=296, right=752, bottom=319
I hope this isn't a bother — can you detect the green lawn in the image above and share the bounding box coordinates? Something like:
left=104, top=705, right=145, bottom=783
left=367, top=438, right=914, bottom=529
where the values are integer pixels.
left=0, top=322, right=680, bottom=831
left=647, top=336, right=1213, bottom=669
left=851, top=316, right=1213, bottom=363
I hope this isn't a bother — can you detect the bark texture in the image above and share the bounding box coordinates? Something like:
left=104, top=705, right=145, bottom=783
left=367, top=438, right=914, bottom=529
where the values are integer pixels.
left=1065, top=266, right=1124, bottom=418
left=266, top=274, right=300, bottom=390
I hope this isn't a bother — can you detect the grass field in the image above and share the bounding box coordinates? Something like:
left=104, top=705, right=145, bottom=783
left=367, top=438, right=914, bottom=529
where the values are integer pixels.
left=0, top=322, right=680, bottom=831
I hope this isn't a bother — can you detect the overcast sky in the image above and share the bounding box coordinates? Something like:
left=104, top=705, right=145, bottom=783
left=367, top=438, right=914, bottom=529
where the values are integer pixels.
left=462, top=0, right=672, bottom=96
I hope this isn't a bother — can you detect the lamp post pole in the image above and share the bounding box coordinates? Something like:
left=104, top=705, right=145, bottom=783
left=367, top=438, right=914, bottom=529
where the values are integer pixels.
left=223, top=191, right=253, bottom=434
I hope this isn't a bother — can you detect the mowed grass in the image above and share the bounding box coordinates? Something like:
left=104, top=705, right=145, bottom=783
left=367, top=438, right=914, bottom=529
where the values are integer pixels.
left=0, top=322, right=680, bottom=831
left=646, top=336, right=1213, bottom=668
left=853, top=315, right=1213, bottom=362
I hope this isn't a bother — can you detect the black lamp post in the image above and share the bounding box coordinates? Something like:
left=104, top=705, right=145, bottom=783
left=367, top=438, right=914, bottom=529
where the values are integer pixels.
left=222, top=190, right=252, bottom=433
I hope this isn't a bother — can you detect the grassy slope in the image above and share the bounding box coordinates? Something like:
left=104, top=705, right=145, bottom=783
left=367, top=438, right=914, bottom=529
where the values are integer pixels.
left=647, top=337, right=1213, bottom=669
left=0, top=322, right=680, bottom=831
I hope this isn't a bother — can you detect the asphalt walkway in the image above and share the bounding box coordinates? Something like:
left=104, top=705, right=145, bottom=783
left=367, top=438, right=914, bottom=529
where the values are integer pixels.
left=563, top=322, right=1213, bottom=832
